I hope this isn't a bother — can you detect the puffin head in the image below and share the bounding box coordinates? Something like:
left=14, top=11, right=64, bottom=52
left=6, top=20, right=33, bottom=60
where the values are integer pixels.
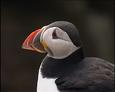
left=22, top=21, right=82, bottom=59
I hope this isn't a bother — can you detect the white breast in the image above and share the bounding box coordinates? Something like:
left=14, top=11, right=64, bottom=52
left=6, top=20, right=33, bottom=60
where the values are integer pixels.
left=37, top=65, right=59, bottom=92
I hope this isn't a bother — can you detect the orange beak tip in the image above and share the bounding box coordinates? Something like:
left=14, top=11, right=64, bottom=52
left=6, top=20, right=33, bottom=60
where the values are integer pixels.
left=21, top=45, right=28, bottom=50
left=21, top=44, right=33, bottom=51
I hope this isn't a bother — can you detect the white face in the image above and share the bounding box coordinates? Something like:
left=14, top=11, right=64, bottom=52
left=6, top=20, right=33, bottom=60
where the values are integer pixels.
left=40, top=27, right=80, bottom=59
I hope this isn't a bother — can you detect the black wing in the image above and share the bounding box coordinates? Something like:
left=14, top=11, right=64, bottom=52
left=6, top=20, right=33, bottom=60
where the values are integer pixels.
left=55, top=57, right=114, bottom=92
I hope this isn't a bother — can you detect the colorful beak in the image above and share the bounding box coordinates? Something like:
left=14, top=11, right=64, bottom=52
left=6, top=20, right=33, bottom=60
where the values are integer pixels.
left=22, top=29, right=46, bottom=53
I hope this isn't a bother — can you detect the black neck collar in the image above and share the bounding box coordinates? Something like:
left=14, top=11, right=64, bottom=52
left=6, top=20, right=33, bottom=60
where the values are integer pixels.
left=41, top=47, right=84, bottom=78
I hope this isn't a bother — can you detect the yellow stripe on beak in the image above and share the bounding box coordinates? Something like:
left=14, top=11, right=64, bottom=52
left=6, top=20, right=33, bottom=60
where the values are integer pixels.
left=40, top=40, right=54, bottom=56
left=41, top=40, right=48, bottom=50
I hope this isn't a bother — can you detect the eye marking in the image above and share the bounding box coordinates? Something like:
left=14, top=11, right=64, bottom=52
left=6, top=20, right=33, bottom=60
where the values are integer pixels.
left=52, top=29, right=58, bottom=39
left=52, top=28, right=71, bottom=42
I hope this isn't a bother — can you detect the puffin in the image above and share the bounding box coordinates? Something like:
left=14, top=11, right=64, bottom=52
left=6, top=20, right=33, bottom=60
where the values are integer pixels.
left=22, top=21, right=114, bottom=92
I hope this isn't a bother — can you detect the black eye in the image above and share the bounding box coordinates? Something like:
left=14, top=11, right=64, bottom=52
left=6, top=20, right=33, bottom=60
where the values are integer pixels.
left=52, top=30, right=58, bottom=39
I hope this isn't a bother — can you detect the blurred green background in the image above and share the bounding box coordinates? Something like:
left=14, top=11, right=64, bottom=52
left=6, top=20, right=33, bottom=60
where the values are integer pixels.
left=1, top=0, right=114, bottom=92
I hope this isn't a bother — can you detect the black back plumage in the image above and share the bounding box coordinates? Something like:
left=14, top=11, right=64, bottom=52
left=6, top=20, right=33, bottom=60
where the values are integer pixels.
left=55, top=57, right=114, bottom=92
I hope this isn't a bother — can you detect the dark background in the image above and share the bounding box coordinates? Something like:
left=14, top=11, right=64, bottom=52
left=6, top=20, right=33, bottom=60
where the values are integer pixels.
left=1, top=0, right=114, bottom=92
